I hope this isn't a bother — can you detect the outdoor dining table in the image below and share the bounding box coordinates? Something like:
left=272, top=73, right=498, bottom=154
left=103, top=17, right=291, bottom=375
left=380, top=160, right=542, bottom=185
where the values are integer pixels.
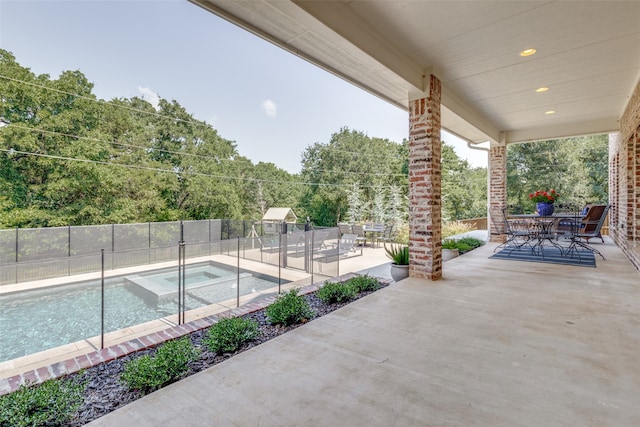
left=363, top=224, right=385, bottom=247
left=508, top=213, right=583, bottom=257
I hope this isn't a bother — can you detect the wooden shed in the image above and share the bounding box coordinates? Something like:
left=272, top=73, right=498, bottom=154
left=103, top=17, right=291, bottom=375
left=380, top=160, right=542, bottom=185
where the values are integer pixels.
left=261, top=208, right=298, bottom=234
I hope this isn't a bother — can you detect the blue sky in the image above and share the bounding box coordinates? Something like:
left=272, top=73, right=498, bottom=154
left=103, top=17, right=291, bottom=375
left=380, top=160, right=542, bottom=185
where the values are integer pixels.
left=0, top=0, right=487, bottom=174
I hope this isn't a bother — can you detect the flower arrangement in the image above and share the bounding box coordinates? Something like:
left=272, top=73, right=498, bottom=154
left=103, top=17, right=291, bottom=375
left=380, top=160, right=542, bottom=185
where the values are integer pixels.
left=529, top=189, right=560, bottom=204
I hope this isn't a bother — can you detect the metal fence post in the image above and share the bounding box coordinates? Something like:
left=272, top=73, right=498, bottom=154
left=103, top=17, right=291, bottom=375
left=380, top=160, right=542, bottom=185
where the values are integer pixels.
left=178, top=241, right=186, bottom=325
left=101, top=249, right=105, bottom=350
left=278, top=233, right=282, bottom=294
left=236, top=236, right=240, bottom=308
left=310, top=230, right=315, bottom=286
left=337, top=234, right=340, bottom=277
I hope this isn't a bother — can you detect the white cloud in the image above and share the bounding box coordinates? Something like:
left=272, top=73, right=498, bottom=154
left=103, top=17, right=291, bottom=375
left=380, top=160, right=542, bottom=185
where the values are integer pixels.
left=261, top=99, right=277, bottom=117
left=138, top=86, right=160, bottom=110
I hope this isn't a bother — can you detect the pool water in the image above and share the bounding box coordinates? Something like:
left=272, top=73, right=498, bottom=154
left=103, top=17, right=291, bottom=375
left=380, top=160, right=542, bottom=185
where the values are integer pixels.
left=0, top=261, right=284, bottom=363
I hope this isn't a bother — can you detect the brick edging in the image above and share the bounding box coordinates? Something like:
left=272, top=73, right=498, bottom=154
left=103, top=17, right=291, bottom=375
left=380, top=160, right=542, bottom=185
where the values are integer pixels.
left=0, top=273, right=375, bottom=396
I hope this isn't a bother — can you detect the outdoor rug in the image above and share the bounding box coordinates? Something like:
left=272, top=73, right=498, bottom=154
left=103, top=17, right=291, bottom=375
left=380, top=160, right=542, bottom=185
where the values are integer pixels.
left=490, top=246, right=596, bottom=267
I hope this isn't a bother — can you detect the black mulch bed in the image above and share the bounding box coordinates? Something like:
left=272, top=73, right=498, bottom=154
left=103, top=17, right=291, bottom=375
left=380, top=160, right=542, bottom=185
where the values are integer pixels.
left=62, top=281, right=389, bottom=426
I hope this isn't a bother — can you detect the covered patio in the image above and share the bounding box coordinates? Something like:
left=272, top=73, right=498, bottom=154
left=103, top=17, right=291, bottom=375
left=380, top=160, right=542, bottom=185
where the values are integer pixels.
left=87, top=238, right=640, bottom=426
left=85, top=2, right=640, bottom=424
left=189, top=0, right=640, bottom=278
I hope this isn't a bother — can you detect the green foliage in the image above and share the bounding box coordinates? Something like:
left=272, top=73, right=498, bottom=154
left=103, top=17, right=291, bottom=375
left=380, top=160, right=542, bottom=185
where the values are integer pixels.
left=266, top=288, right=315, bottom=326
left=441, top=239, right=459, bottom=250
left=455, top=237, right=483, bottom=250
left=384, top=242, right=409, bottom=265
left=345, top=274, right=380, bottom=292
left=442, top=237, right=483, bottom=253
left=204, top=317, right=259, bottom=354
left=0, top=49, right=302, bottom=228
left=317, top=280, right=357, bottom=304
left=300, top=127, right=409, bottom=226
left=506, top=136, right=608, bottom=210
left=0, top=379, right=83, bottom=427
left=121, top=337, right=199, bottom=392
left=442, top=220, right=475, bottom=238
left=441, top=142, right=488, bottom=220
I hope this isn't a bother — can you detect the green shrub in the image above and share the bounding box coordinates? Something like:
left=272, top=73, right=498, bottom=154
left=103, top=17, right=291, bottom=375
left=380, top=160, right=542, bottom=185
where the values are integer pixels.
left=455, top=237, right=483, bottom=249
left=204, top=317, right=259, bottom=354
left=317, top=281, right=357, bottom=304
left=346, top=274, right=380, bottom=292
left=0, top=379, right=83, bottom=427
left=442, top=239, right=459, bottom=250
left=121, top=337, right=199, bottom=392
left=454, top=242, right=473, bottom=252
left=266, top=288, right=315, bottom=326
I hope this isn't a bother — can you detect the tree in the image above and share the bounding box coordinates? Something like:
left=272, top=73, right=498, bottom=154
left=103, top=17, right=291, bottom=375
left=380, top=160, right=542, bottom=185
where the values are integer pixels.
left=441, top=142, right=487, bottom=220
left=507, top=136, right=608, bottom=210
left=300, top=127, right=408, bottom=226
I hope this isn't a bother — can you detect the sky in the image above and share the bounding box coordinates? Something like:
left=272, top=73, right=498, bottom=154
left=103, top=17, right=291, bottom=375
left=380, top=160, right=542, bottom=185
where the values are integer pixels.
left=0, top=0, right=488, bottom=174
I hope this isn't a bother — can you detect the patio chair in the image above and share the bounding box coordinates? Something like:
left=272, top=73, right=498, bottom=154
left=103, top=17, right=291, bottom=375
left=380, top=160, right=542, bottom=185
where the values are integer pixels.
left=351, top=224, right=367, bottom=247
left=493, top=206, right=535, bottom=254
left=337, top=222, right=352, bottom=237
left=377, top=224, right=394, bottom=246
left=563, top=204, right=609, bottom=260
left=578, top=204, right=608, bottom=243
left=315, top=233, right=361, bottom=260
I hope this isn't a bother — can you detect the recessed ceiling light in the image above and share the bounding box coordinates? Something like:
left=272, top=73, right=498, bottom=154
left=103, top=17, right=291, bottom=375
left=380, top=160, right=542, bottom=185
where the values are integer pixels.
left=520, top=48, right=537, bottom=57
left=536, top=87, right=549, bottom=93
left=545, top=110, right=556, bottom=115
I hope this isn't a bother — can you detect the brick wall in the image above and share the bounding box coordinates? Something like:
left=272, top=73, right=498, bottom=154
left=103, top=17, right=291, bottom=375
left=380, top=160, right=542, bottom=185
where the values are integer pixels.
left=488, top=143, right=507, bottom=242
left=610, top=78, right=640, bottom=273
left=408, top=74, right=442, bottom=280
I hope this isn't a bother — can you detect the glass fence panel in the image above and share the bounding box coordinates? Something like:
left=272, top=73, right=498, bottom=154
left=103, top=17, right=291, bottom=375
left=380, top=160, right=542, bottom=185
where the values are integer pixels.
left=0, top=228, right=344, bottom=364
left=239, top=236, right=264, bottom=264
left=309, top=228, right=340, bottom=280
left=0, top=253, right=103, bottom=364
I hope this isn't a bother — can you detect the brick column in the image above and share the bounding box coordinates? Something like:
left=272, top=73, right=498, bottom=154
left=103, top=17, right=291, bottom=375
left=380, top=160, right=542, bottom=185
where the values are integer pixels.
left=408, top=74, right=442, bottom=280
left=488, top=139, right=507, bottom=243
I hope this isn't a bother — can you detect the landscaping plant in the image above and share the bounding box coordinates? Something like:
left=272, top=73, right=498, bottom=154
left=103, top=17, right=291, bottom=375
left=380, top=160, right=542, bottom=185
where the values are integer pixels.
left=266, top=288, right=316, bottom=326
left=121, top=337, right=199, bottom=392
left=0, top=379, right=83, bottom=427
left=204, top=317, right=259, bottom=354
left=346, top=274, right=380, bottom=292
left=317, top=280, right=357, bottom=304
left=384, top=242, right=409, bottom=265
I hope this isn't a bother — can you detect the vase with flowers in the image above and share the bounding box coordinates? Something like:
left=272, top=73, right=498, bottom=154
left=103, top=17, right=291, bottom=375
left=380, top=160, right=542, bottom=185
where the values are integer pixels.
left=529, top=189, right=560, bottom=216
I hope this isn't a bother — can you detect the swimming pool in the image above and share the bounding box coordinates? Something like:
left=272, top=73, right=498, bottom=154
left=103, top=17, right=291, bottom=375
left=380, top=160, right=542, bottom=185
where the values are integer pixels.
left=0, top=261, right=285, bottom=363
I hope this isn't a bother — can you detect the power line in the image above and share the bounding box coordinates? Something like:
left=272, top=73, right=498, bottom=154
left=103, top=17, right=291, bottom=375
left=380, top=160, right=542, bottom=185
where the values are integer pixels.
left=0, top=74, right=408, bottom=163
left=0, top=148, right=406, bottom=189
left=5, top=122, right=410, bottom=178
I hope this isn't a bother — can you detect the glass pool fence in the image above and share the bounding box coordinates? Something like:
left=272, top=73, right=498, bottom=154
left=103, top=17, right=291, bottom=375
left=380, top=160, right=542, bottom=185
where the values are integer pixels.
left=0, top=228, right=343, bottom=365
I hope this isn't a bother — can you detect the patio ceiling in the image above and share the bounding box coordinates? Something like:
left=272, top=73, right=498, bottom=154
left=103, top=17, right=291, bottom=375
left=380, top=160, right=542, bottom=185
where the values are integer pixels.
left=189, top=0, right=640, bottom=146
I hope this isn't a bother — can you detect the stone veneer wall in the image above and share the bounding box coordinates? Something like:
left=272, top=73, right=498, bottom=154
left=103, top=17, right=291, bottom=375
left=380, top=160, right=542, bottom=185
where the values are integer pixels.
left=408, top=74, right=442, bottom=280
left=610, top=79, right=640, bottom=273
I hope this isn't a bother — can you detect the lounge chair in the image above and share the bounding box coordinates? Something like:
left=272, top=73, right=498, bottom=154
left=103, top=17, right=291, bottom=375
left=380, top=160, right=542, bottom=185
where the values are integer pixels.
left=315, top=233, right=361, bottom=260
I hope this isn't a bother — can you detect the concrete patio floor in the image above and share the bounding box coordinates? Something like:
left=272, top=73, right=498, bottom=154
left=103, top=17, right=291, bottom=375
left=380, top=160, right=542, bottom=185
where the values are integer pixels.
left=88, top=238, right=640, bottom=426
